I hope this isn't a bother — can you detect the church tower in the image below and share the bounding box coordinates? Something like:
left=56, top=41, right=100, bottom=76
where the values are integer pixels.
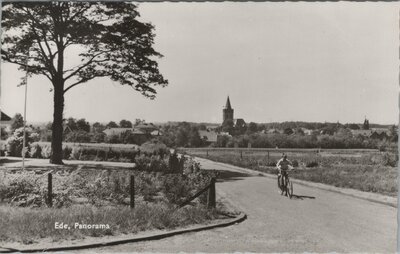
left=223, top=96, right=234, bottom=123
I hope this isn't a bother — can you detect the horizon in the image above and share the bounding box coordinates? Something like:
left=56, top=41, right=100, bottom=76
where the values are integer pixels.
left=22, top=118, right=396, bottom=127
left=1, top=2, right=398, bottom=125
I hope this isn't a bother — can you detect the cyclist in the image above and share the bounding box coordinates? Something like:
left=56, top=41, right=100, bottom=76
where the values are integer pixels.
left=276, top=154, right=293, bottom=196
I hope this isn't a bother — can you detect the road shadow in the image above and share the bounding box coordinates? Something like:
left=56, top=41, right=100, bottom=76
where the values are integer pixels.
left=290, top=194, right=316, bottom=200
left=216, top=169, right=252, bottom=183
left=0, top=158, right=24, bottom=164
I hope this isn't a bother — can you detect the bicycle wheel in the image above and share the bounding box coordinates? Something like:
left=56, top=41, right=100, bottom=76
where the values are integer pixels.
left=277, top=176, right=282, bottom=190
left=287, top=179, right=293, bottom=199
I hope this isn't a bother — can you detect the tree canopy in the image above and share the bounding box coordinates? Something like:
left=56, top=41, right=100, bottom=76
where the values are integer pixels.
left=2, top=2, right=168, bottom=164
left=2, top=2, right=168, bottom=95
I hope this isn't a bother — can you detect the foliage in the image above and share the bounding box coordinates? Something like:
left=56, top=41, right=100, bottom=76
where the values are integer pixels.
left=29, top=144, right=43, bottom=159
left=156, top=122, right=206, bottom=148
left=92, top=122, right=106, bottom=133
left=40, top=145, right=52, bottom=159
left=168, top=151, right=185, bottom=173
left=2, top=2, right=168, bottom=164
left=134, top=154, right=168, bottom=172
left=64, top=130, right=92, bottom=143
left=76, top=119, right=91, bottom=132
left=119, top=119, right=133, bottom=128
left=212, top=133, right=379, bottom=149
left=63, top=147, right=72, bottom=159
left=139, top=141, right=169, bottom=156
left=105, top=134, right=121, bottom=144
left=10, top=113, right=24, bottom=132
left=106, top=121, right=119, bottom=128
left=1, top=127, right=9, bottom=140
left=6, top=127, right=39, bottom=157
left=92, top=132, right=106, bottom=143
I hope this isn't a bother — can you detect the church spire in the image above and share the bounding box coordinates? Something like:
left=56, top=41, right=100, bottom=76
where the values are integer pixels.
left=225, top=96, right=232, bottom=109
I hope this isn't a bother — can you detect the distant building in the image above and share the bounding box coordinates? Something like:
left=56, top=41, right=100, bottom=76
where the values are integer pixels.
left=266, top=128, right=282, bottom=134
left=199, top=130, right=218, bottom=145
left=1, top=111, right=12, bottom=132
left=301, top=128, right=313, bottom=135
left=350, top=128, right=390, bottom=140
left=135, top=123, right=158, bottom=134
left=103, top=127, right=133, bottom=136
left=363, top=118, right=370, bottom=130
left=222, top=96, right=234, bottom=124
left=222, top=96, right=246, bottom=128
left=103, top=123, right=161, bottom=138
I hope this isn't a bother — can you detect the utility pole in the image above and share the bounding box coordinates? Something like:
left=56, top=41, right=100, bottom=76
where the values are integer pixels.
left=21, top=53, right=29, bottom=170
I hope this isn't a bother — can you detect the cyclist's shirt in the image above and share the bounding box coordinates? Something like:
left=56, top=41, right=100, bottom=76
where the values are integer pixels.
left=276, top=158, right=292, bottom=171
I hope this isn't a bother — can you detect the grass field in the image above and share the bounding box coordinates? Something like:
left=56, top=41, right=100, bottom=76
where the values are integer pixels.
left=182, top=148, right=398, bottom=197
left=0, top=162, right=230, bottom=244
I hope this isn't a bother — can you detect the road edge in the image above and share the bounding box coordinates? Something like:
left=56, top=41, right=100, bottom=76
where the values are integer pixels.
left=197, top=157, right=397, bottom=208
left=0, top=213, right=247, bottom=253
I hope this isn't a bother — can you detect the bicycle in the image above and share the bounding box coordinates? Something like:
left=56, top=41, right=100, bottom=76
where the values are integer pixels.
left=277, top=166, right=294, bottom=199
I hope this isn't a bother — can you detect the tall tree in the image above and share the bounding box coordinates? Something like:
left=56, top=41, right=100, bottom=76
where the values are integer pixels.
left=76, top=118, right=90, bottom=132
left=106, top=121, right=118, bottom=128
left=2, top=2, right=168, bottom=164
left=11, top=113, right=24, bottom=132
left=119, top=119, right=133, bottom=128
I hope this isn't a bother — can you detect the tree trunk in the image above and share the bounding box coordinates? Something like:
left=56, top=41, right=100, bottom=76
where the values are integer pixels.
left=50, top=82, right=64, bottom=164
left=50, top=37, right=65, bottom=165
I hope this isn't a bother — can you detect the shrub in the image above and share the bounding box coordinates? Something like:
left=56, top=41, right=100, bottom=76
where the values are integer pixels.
left=64, top=130, right=92, bottom=143
left=41, top=145, right=52, bottom=159
left=168, top=152, right=185, bottom=174
left=306, top=161, right=319, bottom=168
left=6, top=127, right=38, bottom=157
left=381, top=152, right=398, bottom=167
left=135, top=154, right=168, bottom=172
left=30, top=144, right=42, bottom=158
left=63, top=147, right=72, bottom=159
left=140, top=141, right=169, bottom=157
left=69, top=147, right=82, bottom=160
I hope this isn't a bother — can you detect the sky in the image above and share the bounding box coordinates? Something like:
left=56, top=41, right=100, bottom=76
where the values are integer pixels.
left=1, top=2, right=399, bottom=125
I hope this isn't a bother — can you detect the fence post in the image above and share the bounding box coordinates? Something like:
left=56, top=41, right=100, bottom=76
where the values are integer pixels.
left=207, top=177, right=216, bottom=208
left=206, top=150, right=209, bottom=157
left=240, top=150, right=243, bottom=159
left=48, top=173, right=52, bottom=207
left=130, top=175, right=135, bottom=209
left=267, top=151, right=270, bottom=165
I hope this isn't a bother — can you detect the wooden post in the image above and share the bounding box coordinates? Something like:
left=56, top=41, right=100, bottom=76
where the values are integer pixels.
left=206, top=150, right=209, bottom=157
left=130, top=175, right=135, bottom=209
left=48, top=173, right=52, bottom=207
left=267, top=151, right=270, bottom=165
left=240, top=150, right=243, bottom=159
left=207, top=177, right=216, bottom=208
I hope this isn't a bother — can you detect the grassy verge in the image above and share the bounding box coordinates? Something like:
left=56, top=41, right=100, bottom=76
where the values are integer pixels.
left=187, top=150, right=398, bottom=197
left=0, top=158, right=230, bottom=244
left=0, top=203, right=221, bottom=244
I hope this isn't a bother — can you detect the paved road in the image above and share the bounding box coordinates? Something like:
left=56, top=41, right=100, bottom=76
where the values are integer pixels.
left=89, top=158, right=397, bottom=252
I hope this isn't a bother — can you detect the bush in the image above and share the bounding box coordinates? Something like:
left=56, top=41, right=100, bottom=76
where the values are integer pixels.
left=64, top=130, right=92, bottom=143
left=162, top=174, right=192, bottom=204
left=69, top=147, right=82, bottom=160
left=63, top=147, right=72, bottom=159
left=306, top=161, right=319, bottom=168
left=41, top=145, right=52, bottom=159
left=30, top=144, right=42, bottom=158
left=140, top=141, right=169, bottom=157
left=381, top=152, right=398, bottom=167
left=135, top=154, right=168, bottom=172
left=6, top=127, right=38, bottom=157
